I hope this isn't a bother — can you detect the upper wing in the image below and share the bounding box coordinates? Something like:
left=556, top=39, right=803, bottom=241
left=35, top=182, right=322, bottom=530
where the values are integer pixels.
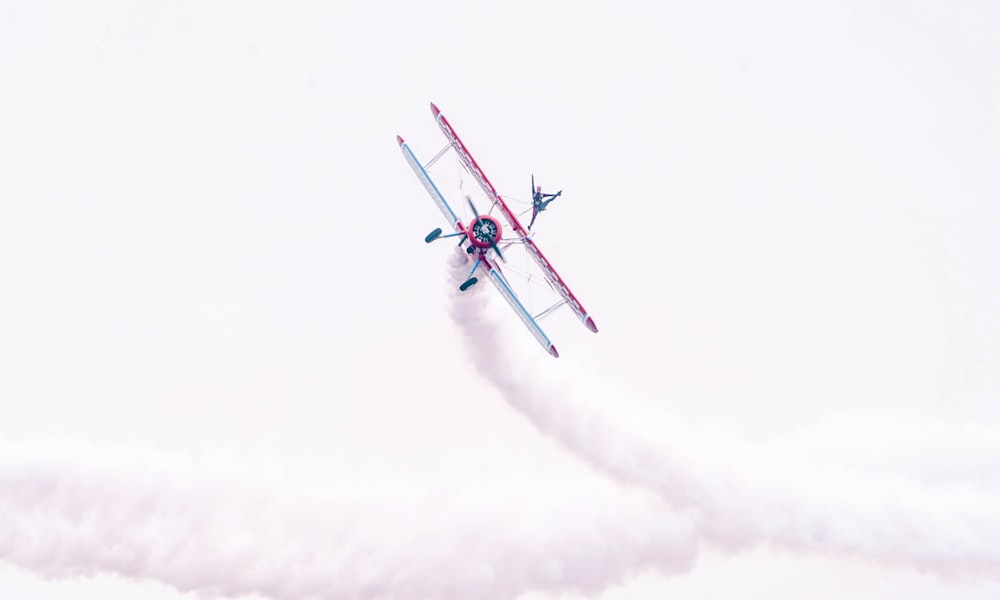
left=431, top=104, right=598, bottom=333
left=397, top=135, right=463, bottom=233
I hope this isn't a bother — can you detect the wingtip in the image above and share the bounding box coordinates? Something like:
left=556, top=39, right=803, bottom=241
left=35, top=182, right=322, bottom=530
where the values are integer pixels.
left=585, top=317, right=598, bottom=333
left=396, top=135, right=405, bottom=147
left=549, top=344, right=559, bottom=358
left=430, top=102, right=441, bottom=119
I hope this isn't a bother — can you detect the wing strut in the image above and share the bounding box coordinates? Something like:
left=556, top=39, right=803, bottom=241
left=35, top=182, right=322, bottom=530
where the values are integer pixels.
left=534, top=299, right=568, bottom=322
left=425, top=143, right=452, bottom=169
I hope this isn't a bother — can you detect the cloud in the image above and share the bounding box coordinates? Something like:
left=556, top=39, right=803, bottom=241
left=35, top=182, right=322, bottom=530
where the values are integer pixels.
left=0, top=437, right=694, bottom=599
left=446, top=247, right=1000, bottom=579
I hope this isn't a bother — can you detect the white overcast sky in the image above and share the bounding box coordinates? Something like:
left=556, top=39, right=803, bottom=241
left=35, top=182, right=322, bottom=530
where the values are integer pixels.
left=2, top=1, right=1000, bottom=599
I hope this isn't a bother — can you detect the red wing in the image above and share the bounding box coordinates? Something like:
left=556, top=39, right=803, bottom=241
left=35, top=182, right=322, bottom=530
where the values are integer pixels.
left=431, top=103, right=598, bottom=333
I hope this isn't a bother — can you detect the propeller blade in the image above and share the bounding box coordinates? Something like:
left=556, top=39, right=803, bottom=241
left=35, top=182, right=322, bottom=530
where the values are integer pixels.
left=466, top=196, right=485, bottom=240
left=490, top=238, right=505, bottom=262
left=466, top=195, right=482, bottom=223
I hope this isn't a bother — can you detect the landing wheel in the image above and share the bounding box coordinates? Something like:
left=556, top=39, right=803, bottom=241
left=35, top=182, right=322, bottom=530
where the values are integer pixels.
left=460, top=277, right=478, bottom=292
left=466, top=245, right=475, bottom=254
left=425, top=228, right=443, bottom=243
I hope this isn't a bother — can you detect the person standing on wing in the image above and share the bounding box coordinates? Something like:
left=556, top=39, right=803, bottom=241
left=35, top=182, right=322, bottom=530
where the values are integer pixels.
left=529, top=183, right=562, bottom=230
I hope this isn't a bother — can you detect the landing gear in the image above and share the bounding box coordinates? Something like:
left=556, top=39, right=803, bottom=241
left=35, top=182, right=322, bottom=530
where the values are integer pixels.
left=460, top=256, right=483, bottom=292
left=425, top=228, right=443, bottom=243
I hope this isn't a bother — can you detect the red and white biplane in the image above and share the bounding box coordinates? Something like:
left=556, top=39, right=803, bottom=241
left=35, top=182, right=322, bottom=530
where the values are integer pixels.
left=397, top=103, right=598, bottom=357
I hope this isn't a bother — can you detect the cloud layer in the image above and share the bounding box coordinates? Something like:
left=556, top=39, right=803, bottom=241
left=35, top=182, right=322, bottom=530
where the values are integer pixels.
left=446, top=248, right=1000, bottom=579
left=0, top=439, right=694, bottom=599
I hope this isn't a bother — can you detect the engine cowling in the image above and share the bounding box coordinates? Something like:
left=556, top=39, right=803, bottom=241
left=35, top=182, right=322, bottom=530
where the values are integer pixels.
left=466, top=215, right=502, bottom=249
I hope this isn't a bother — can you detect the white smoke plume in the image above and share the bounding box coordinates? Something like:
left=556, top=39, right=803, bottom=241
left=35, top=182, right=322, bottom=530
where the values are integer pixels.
left=3, top=249, right=996, bottom=599
left=446, top=248, right=1000, bottom=579
left=0, top=438, right=696, bottom=599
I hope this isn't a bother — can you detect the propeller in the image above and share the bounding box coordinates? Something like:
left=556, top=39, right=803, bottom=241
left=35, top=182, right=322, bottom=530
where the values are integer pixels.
left=466, top=195, right=504, bottom=262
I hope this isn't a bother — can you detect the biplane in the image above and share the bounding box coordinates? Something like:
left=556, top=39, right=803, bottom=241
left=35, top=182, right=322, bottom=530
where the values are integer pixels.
left=397, top=103, right=598, bottom=357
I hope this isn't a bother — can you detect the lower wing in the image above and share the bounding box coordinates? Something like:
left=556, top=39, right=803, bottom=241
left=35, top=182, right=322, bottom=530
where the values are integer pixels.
left=485, top=260, right=559, bottom=358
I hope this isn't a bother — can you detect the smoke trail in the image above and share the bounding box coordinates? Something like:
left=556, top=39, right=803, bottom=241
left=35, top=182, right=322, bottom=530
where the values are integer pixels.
left=446, top=248, right=1000, bottom=578
left=0, top=438, right=696, bottom=599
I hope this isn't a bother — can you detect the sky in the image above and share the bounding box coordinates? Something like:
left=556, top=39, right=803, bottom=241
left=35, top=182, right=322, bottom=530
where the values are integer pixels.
left=2, top=0, right=1000, bottom=598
